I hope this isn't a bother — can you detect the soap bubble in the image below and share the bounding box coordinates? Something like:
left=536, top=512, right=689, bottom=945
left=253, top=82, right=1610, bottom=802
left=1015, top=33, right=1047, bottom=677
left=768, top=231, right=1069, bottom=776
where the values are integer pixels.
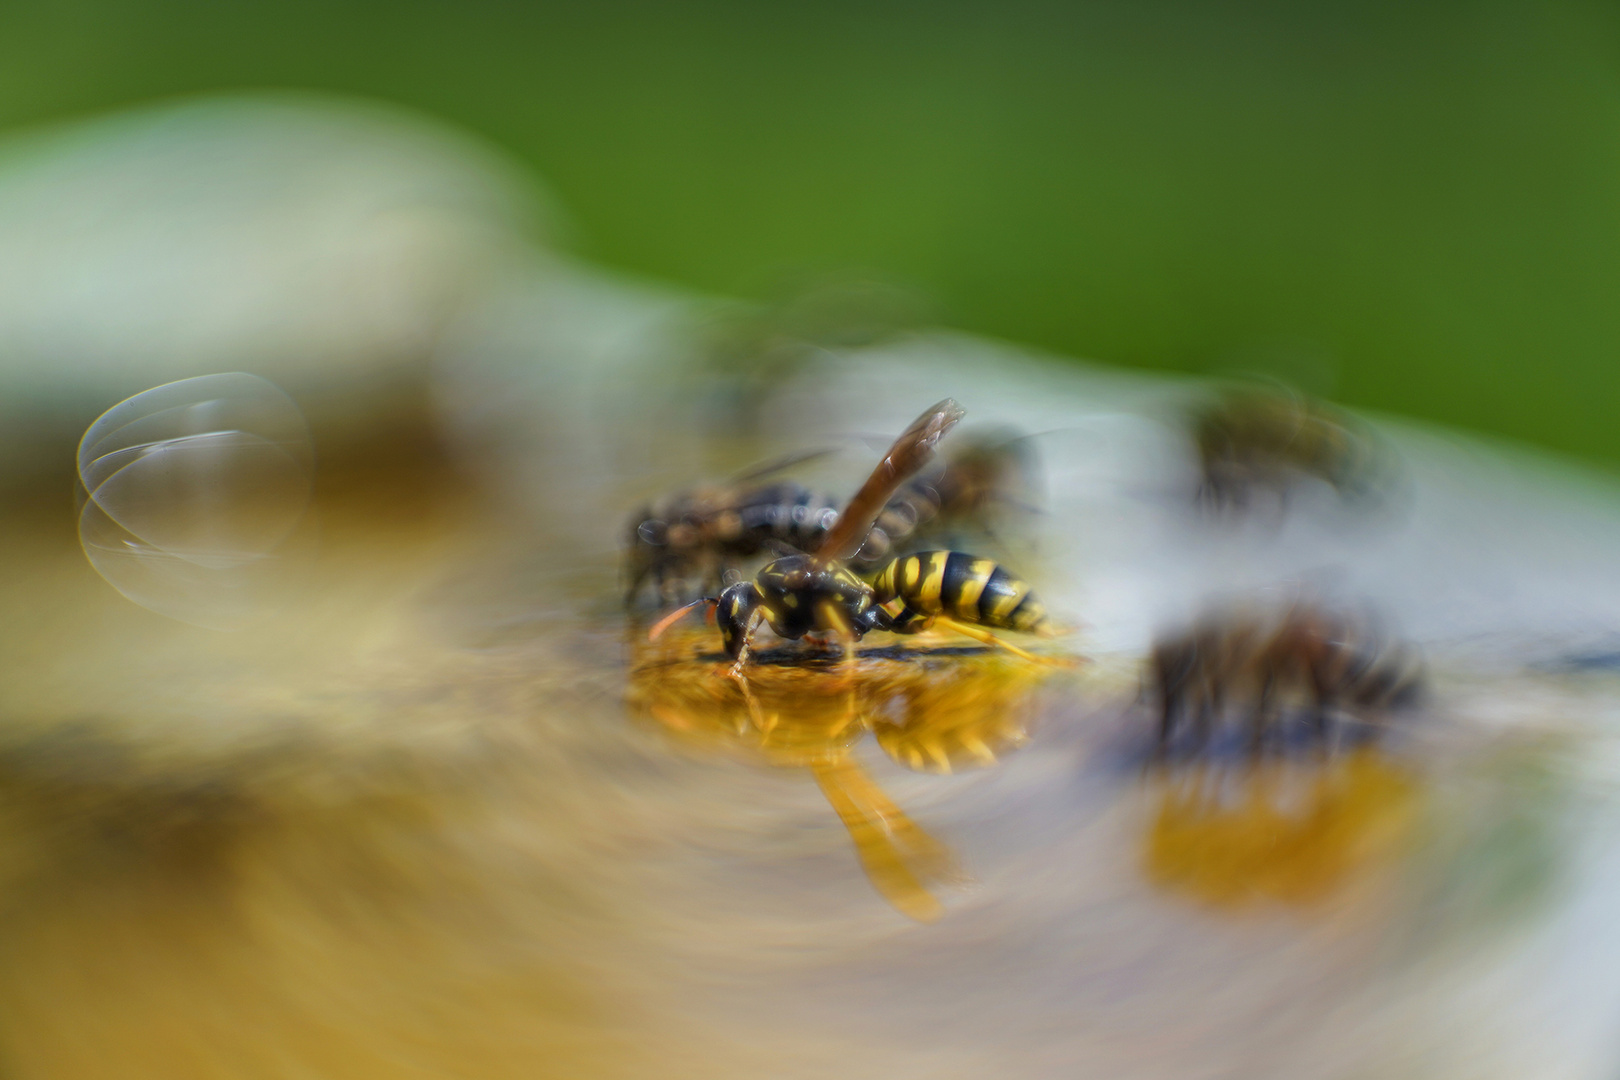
left=76, top=373, right=315, bottom=629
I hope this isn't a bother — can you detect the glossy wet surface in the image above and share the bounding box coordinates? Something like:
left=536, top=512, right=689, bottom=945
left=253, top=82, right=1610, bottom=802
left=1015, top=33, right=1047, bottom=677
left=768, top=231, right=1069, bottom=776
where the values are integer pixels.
left=7, top=406, right=1620, bottom=1080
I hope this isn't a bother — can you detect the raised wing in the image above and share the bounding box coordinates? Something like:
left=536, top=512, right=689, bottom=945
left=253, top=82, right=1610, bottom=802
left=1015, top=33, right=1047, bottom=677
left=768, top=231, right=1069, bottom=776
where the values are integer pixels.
left=813, top=399, right=966, bottom=566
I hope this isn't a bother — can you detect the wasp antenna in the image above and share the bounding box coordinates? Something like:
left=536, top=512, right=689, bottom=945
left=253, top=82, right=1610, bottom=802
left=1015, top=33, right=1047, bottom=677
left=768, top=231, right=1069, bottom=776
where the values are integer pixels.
left=728, top=446, right=841, bottom=484
left=648, top=598, right=718, bottom=641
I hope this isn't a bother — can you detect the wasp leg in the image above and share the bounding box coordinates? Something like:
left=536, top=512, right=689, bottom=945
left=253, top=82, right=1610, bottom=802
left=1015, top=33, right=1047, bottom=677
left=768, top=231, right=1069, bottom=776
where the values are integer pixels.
left=1157, top=683, right=1183, bottom=758
left=828, top=674, right=864, bottom=739
left=1159, top=680, right=1198, bottom=764
left=733, top=666, right=768, bottom=733
left=928, top=614, right=1062, bottom=665
left=721, top=606, right=768, bottom=732
left=1253, top=668, right=1277, bottom=757
left=1307, top=661, right=1334, bottom=757
left=714, top=582, right=766, bottom=676
left=624, top=561, right=650, bottom=605
left=811, top=755, right=952, bottom=922
left=1151, top=642, right=1194, bottom=759
left=725, top=606, right=766, bottom=679
left=817, top=599, right=861, bottom=688
left=1192, top=678, right=1216, bottom=752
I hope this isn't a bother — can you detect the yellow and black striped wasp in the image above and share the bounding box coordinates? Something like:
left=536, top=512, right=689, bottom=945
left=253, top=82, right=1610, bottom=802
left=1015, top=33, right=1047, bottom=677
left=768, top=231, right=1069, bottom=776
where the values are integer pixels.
left=648, top=399, right=1060, bottom=674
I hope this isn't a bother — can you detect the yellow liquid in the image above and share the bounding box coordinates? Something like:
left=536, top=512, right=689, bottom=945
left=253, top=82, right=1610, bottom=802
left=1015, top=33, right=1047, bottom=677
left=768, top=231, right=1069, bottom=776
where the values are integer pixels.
left=0, top=448, right=1596, bottom=1079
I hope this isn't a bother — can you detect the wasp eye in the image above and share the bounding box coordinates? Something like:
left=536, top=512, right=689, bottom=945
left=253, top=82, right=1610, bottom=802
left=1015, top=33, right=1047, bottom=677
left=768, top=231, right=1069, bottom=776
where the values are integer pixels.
left=637, top=520, right=669, bottom=545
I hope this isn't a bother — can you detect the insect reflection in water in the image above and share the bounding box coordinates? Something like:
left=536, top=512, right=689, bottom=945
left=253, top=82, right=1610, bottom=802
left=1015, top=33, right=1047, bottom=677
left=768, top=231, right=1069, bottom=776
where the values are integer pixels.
left=626, top=627, right=1059, bottom=921
left=1142, top=747, right=1423, bottom=910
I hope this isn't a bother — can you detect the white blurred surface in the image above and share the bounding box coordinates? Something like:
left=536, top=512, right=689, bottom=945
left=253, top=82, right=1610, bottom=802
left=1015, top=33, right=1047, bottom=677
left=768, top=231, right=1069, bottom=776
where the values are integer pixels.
left=0, top=94, right=544, bottom=481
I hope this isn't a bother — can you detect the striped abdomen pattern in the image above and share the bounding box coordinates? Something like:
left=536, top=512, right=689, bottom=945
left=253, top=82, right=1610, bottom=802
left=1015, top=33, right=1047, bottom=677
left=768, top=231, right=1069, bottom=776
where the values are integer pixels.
left=869, top=550, right=1046, bottom=633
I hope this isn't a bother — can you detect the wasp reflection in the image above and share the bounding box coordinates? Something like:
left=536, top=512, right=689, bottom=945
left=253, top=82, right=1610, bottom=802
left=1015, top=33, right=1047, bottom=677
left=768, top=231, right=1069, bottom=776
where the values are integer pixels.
left=1143, top=748, right=1422, bottom=909
left=625, top=627, right=1056, bottom=921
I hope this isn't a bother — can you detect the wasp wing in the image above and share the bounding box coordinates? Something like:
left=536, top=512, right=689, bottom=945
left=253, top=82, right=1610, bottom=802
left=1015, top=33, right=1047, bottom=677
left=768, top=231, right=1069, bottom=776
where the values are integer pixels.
left=814, top=398, right=966, bottom=566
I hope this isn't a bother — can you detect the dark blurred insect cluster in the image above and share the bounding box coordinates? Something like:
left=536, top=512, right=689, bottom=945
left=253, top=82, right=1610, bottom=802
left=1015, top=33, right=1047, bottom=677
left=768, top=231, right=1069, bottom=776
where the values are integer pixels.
left=1188, top=385, right=1397, bottom=516
left=622, top=398, right=1072, bottom=916
left=640, top=400, right=1062, bottom=674
left=623, top=374, right=1430, bottom=916
left=694, top=277, right=932, bottom=437
left=624, top=423, right=1041, bottom=608
left=1150, top=598, right=1423, bottom=757
left=623, top=460, right=838, bottom=607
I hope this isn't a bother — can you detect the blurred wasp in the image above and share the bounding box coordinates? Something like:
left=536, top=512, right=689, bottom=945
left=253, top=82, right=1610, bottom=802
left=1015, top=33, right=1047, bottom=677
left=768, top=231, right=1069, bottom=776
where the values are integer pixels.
left=623, top=456, right=841, bottom=605
left=648, top=400, right=1059, bottom=673
left=1189, top=386, right=1395, bottom=515
left=1151, top=599, right=1423, bottom=753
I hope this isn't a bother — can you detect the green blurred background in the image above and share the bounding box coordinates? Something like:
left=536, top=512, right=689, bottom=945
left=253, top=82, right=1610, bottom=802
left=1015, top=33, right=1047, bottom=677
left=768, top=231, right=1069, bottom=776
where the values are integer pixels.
left=3, top=0, right=1617, bottom=464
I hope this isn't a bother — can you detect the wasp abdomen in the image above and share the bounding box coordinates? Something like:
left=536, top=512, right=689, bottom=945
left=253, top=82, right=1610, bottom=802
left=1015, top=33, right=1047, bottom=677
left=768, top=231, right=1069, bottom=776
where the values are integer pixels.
left=871, top=550, right=1046, bottom=633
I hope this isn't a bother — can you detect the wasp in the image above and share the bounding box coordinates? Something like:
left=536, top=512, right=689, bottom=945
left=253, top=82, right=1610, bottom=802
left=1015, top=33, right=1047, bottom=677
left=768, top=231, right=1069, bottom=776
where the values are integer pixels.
left=649, top=400, right=1058, bottom=673
left=1151, top=599, right=1423, bottom=752
left=623, top=461, right=841, bottom=605
left=1189, top=386, right=1393, bottom=515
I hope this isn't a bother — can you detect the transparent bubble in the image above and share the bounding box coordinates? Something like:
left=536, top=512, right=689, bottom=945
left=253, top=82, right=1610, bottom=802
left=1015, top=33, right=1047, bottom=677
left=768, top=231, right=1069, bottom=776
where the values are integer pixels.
left=77, top=373, right=315, bottom=629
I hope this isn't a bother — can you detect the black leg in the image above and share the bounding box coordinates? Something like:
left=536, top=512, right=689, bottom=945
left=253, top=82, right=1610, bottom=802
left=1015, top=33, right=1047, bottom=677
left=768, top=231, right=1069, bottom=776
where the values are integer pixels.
left=1309, top=669, right=1333, bottom=755
left=1253, top=670, right=1277, bottom=756
left=1158, top=687, right=1181, bottom=753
